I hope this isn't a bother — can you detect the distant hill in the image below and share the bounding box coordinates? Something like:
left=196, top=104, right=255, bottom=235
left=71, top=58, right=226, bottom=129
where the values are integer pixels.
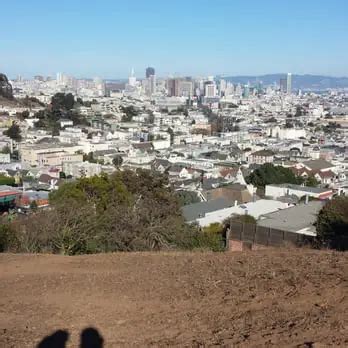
left=222, top=74, right=348, bottom=90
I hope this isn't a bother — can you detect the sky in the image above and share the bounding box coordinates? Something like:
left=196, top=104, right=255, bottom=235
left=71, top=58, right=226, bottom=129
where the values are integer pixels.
left=1, top=0, right=348, bottom=79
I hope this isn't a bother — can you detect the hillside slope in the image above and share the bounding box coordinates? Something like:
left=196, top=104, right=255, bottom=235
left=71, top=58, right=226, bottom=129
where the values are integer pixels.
left=0, top=250, right=347, bottom=347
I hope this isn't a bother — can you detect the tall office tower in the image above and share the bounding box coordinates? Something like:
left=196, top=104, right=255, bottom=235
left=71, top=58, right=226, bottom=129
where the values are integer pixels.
left=128, top=68, right=136, bottom=87
left=148, top=74, right=156, bottom=95
left=225, top=82, right=234, bottom=96
left=205, top=82, right=217, bottom=97
left=286, top=73, right=292, bottom=94
left=167, top=78, right=176, bottom=96
left=235, top=83, right=243, bottom=96
left=177, top=79, right=193, bottom=97
left=56, top=72, right=62, bottom=84
left=146, top=67, right=155, bottom=78
left=243, top=84, right=250, bottom=98
left=166, top=78, right=192, bottom=97
left=219, top=79, right=227, bottom=96
left=279, top=78, right=287, bottom=93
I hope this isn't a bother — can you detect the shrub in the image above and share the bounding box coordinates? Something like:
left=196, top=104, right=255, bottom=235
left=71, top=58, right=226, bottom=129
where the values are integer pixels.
left=315, top=196, right=348, bottom=251
left=2, top=170, right=223, bottom=254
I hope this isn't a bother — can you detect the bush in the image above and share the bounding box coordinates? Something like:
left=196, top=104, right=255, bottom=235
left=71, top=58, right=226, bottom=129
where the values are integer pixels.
left=315, top=196, right=348, bottom=251
left=246, top=163, right=302, bottom=188
left=0, top=222, right=18, bottom=252
left=1, top=170, right=223, bottom=254
left=183, top=224, right=224, bottom=252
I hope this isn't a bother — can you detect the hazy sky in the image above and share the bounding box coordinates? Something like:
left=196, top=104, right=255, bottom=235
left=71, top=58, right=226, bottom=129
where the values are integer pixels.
left=1, top=0, right=348, bottom=78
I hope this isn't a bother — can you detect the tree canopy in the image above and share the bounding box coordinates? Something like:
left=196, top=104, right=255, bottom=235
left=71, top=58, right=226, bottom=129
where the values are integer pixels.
left=51, top=93, right=75, bottom=110
left=246, top=163, right=302, bottom=188
left=0, top=175, right=15, bottom=186
left=3, top=122, right=22, bottom=142
left=34, top=93, right=89, bottom=133
left=315, top=196, right=348, bottom=251
left=112, top=155, right=123, bottom=167
left=176, top=190, right=200, bottom=206
left=1, top=170, right=221, bottom=254
left=121, top=106, right=138, bottom=122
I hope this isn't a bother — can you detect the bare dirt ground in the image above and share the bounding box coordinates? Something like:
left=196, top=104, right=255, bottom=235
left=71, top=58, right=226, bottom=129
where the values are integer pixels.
left=0, top=249, right=347, bottom=347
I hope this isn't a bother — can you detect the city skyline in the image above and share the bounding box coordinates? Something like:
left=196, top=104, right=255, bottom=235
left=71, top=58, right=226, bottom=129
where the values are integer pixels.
left=1, top=0, right=348, bottom=78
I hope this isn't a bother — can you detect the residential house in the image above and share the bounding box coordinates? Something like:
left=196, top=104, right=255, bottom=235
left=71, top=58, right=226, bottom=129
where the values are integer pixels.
left=203, top=184, right=253, bottom=205
left=248, top=150, right=275, bottom=165
left=258, top=201, right=324, bottom=236
left=265, top=183, right=333, bottom=200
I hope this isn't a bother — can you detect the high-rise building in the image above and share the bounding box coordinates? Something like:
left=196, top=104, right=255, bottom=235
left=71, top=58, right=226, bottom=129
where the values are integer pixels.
left=235, top=83, right=243, bottom=96
left=178, top=79, right=193, bottom=97
left=56, top=72, right=62, bottom=84
left=148, top=74, right=156, bottom=95
left=167, top=78, right=176, bottom=97
left=219, top=79, right=227, bottom=96
left=205, top=82, right=216, bottom=97
left=167, top=78, right=193, bottom=97
left=146, top=67, right=155, bottom=78
left=225, top=82, right=234, bottom=96
left=286, top=73, right=292, bottom=94
left=243, top=85, right=250, bottom=98
left=128, top=68, right=136, bottom=87
left=280, top=78, right=287, bottom=93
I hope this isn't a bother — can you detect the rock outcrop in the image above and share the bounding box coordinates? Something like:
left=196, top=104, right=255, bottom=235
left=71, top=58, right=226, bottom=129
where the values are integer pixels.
left=0, top=73, right=13, bottom=99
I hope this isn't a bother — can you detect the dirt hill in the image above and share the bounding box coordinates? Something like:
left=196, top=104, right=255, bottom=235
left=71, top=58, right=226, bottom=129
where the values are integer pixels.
left=0, top=250, right=347, bottom=347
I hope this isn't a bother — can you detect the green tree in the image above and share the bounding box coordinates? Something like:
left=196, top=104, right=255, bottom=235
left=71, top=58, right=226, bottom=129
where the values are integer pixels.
left=167, top=127, right=174, bottom=145
left=51, top=93, right=75, bottom=110
left=17, top=110, right=30, bottom=120
left=83, top=152, right=97, bottom=163
left=121, top=105, right=138, bottom=122
left=30, top=200, right=38, bottom=212
left=0, top=175, right=15, bottom=186
left=230, top=214, right=257, bottom=224
left=4, top=170, right=223, bottom=254
left=0, top=145, right=11, bottom=154
left=112, top=155, right=123, bottom=167
left=246, top=163, right=302, bottom=188
left=305, top=175, right=319, bottom=187
left=315, top=196, right=348, bottom=251
left=176, top=191, right=200, bottom=206
left=3, top=123, right=22, bottom=142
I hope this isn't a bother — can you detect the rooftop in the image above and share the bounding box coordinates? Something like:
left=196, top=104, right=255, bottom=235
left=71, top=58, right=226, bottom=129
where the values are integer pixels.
left=182, top=198, right=231, bottom=222
left=196, top=199, right=289, bottom=227
left=302, top=159, right=334, bottom=171
left=258, top=201, right=324, bottom=235
left=267, top=183, right=332, bottom=194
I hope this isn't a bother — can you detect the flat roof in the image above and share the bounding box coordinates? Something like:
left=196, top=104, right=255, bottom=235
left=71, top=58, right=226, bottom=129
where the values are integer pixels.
left=258, top=201, right=324, bottom=234
left=196, top=199, right=288, bottom=227
left=267, top=183, right=332, bottom=194
left=182, top=198, right=231, bottom=222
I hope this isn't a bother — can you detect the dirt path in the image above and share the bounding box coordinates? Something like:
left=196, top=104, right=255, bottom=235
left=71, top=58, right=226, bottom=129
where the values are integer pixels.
left=1, top=250, right=347, bottom=347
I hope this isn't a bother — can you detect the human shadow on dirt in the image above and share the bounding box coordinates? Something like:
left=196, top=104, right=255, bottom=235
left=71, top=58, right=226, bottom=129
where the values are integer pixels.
left=37, top=327, right=104, bottom=348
